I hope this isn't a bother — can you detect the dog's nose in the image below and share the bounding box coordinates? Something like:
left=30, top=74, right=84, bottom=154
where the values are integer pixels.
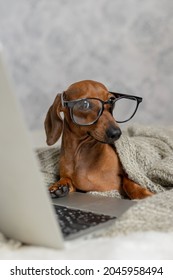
left=106, top=126, right=122, bottom=141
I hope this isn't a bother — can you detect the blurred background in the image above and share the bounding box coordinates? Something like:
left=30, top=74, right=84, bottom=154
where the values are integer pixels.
left=0, top=0, right=173, bottom=135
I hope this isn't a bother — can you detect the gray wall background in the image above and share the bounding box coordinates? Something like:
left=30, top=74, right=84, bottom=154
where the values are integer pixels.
left=0, top=0, right=173, bottom=131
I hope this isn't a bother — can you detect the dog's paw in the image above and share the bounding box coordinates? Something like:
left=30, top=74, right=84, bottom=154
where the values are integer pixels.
left=49, top=183, right=69, bottom=198
left=49, top=178, right=76, bottom=198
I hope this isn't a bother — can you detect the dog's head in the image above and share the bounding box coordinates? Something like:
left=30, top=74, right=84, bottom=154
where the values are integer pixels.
left=45, top=80, right=121, bottom=145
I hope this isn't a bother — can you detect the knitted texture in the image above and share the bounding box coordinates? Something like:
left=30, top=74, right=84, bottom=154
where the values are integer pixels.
left=36, top=147, right=61, bottom=187
left=115, top=125, right=173, bottom=193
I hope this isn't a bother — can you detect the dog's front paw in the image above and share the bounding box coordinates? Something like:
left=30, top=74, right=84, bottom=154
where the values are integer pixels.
left=49, top=183, right=69, bottom=198
left=49, top=177, right=76, bottom=198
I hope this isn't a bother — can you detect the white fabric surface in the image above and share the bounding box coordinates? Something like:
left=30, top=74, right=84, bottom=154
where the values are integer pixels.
left=0, top=231, right=173, bottom=260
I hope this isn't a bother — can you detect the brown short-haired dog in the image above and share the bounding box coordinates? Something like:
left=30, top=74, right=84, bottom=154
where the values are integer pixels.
left=45, top=80, right=153, bottom=199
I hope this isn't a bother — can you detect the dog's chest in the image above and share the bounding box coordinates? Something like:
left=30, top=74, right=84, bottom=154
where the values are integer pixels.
left=71, top=145, right=122, bottom=191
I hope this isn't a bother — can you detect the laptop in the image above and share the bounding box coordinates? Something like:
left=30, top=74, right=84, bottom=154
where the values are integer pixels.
left=0, top=45, right=135, bottom=250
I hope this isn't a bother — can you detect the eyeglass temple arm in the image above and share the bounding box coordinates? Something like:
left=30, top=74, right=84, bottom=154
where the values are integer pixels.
left=109, top=91, right=142, bottom=102
left=61, top=93, right=65, bottom=107
left=61, top=92, right=77, bottom=108
left=61, top=92, right=70, bottom=107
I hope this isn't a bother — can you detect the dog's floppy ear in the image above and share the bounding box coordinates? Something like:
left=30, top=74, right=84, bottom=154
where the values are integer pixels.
left=44, top=94, right=63, bottom=146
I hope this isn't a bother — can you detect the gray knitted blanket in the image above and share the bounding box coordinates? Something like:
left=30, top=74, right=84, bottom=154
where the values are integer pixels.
left=115, top=124, right=173, bottom=193
left=35, top=124, right=173, bottom=235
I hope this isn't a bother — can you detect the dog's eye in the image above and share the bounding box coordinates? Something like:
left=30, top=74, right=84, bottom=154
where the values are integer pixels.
left=77, top=100, right=91, bottom=111
left=83, top=100, right=90, bottom=109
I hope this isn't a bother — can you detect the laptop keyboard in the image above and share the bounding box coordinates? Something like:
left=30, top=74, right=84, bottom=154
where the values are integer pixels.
left=54, top=205, right=116, bottom=238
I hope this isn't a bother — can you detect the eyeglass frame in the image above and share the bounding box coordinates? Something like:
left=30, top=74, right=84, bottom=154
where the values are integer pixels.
left=61, top=91, right=143, bottom=126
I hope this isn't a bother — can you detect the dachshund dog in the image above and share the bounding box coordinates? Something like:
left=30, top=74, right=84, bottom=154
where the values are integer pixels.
left=45, top=80, right=153, bottom=199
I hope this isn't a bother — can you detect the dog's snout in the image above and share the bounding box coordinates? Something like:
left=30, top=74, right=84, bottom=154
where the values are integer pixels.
left=106, top=126, right=122, bottom=142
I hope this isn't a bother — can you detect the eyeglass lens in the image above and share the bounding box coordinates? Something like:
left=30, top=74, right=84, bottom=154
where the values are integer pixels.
left=72, top=99, right=102, bottom=125
left=72, top=97, right=138, bottom=125
left=112, top=97, right=138, bottom=123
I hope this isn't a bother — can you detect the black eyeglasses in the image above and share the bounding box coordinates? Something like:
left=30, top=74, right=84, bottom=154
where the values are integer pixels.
left=61, top=92, right=142, bottom=126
